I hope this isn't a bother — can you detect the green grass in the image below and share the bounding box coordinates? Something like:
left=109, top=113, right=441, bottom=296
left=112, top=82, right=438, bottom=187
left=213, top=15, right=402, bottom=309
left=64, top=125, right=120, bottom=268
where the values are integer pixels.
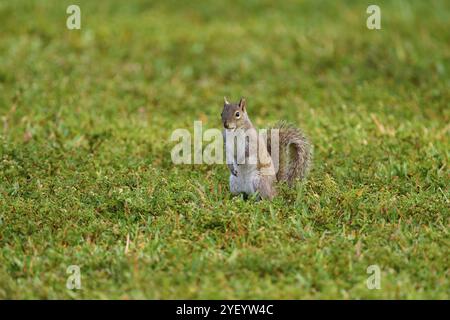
left=0, top=0, right=449, bottom=299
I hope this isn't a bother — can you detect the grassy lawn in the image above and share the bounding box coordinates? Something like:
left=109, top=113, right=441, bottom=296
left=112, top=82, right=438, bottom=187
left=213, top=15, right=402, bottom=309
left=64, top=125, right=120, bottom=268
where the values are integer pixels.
left=0, top=0, right=448, bottom=299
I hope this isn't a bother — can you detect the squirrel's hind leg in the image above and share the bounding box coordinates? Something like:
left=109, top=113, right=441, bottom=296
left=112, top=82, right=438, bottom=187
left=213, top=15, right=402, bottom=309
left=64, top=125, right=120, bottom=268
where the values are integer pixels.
left=229, top=174, right=241, bottom=195
left=230, top=175, right=250, bottom=200
left=254, top=175, right=276, bottom=200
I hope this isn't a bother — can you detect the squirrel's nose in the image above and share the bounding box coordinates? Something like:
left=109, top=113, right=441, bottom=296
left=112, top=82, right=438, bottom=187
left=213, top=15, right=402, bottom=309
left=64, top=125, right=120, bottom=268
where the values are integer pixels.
left=224, top=122, right=229, bottom=129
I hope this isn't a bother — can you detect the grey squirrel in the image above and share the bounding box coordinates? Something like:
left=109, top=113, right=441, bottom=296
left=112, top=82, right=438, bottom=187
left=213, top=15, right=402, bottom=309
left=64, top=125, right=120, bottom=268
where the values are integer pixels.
left=221, top=97, right=312, bottom=200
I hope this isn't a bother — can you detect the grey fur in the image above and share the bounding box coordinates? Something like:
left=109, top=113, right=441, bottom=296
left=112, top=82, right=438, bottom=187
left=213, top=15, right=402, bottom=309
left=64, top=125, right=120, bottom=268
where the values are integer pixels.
left=267, top=120, right=312, bottom=186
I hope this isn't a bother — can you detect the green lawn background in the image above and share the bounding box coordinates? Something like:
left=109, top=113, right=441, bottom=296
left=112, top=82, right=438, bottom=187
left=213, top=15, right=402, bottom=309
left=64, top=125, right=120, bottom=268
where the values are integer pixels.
left=0, top=0, right=448, bottom=299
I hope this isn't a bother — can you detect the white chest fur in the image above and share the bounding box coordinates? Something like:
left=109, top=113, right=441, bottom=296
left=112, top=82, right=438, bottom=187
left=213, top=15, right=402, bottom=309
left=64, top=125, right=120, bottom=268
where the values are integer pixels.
left=224, top=128, right=269, bottom=195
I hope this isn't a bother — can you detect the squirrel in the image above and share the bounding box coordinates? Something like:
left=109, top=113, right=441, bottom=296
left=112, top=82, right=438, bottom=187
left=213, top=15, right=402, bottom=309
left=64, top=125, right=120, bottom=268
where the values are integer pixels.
left=221, top=97, right=312, bottom=200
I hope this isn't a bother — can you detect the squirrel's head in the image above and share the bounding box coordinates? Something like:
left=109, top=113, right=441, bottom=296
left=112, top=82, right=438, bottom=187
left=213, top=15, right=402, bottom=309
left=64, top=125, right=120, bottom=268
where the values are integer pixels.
left=221, top=97, right=248, bottom=130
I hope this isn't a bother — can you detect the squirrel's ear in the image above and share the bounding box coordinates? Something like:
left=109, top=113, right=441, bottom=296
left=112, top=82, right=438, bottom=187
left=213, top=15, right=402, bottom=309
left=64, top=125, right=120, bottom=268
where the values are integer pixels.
left=224, top=96, right=229, bottom=105
left=239, top=97, right=246, bottom=111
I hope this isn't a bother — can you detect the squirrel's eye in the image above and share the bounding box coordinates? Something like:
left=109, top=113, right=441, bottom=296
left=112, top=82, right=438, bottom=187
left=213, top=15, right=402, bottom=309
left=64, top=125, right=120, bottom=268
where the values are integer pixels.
left=235, top=111, right=240, bottom=118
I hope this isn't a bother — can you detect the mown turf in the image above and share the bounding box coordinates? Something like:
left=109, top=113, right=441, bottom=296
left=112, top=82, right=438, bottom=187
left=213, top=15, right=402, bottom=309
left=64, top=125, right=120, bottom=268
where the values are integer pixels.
left=0, top=0, right=448, bottom=299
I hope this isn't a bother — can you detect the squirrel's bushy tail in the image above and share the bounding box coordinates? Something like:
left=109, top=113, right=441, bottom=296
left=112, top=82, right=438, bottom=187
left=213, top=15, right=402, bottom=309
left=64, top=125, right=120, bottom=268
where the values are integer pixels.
left=266, top=121, right=312, bottom=186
